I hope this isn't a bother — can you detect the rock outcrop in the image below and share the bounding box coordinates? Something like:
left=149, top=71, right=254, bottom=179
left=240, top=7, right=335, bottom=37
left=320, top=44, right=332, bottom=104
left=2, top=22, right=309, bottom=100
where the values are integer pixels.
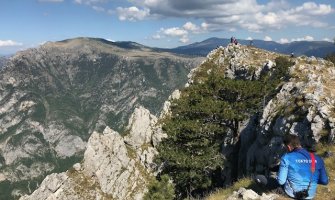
left=227, top=187, right=279, bottom=200
left=20, top=106, right=166, bottom=200
left=177, top=43, right=335, bottom=185
left=246, top=55, right=335, bottom=175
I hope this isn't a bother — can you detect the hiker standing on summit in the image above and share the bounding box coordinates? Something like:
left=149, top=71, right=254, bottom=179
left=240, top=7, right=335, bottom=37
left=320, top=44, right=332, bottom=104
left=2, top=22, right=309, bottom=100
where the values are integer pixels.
left=230, top=36, right=238, bottom=45
left=277, top=134, right=329, bottom=199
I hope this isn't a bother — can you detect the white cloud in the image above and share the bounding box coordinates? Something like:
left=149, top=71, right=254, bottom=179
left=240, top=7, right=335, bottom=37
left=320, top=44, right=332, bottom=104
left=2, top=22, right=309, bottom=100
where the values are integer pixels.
left=322, top=38, right=332, bottom=42
left=182, top=22, right=207, bottom=34
left=294, top=2, right=332, bottom=15
left=200, top=22, right=209, bottom=31
left=246, top=37, right=253, bottom=40
left=183, top=22, right=198, bottom=32
left=255, top=12, right=281, bottom=27
left=264, top=36, right=272, bottom=41
left=291, top=35, right=314, bottom=42
left=116, top=7, right=150, bottom=21
left=162, top=27, right=188, bottom=37
left=278, top=38, right=289, bottom=44
left=179, top=35, right=189, bottom=43
left=0, top=40, right=23, bottom=47
left=152, top=25, right=192, bottom=43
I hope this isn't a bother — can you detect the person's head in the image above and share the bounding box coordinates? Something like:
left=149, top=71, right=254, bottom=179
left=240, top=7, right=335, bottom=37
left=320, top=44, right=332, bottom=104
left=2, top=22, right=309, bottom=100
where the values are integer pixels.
left=283, top=134, right=301, bottom=152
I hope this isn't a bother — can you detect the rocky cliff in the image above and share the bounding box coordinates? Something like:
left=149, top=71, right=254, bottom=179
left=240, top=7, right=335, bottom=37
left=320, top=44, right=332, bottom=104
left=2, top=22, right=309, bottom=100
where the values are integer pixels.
left=0, top=37, right=202, bottom=199
left=20, top=105, right=167, bottom=200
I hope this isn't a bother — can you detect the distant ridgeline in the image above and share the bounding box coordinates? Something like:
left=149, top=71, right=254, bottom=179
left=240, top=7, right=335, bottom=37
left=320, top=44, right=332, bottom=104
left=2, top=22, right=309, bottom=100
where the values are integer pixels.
left=0, top=37, right=203, bottom=200
left=170, top=37, right=335, bottom=58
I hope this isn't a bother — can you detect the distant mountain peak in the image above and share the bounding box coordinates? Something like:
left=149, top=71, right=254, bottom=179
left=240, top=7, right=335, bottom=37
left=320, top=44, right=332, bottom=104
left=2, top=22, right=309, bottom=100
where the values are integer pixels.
left=0, top=37, right=203, bottom=199
left=41, top=37, right=150, bottom=52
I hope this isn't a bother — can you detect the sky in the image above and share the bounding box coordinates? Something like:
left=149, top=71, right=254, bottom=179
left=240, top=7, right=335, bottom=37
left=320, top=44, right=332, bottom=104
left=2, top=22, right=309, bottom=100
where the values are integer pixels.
left=0, top=0, right=334, bottom=55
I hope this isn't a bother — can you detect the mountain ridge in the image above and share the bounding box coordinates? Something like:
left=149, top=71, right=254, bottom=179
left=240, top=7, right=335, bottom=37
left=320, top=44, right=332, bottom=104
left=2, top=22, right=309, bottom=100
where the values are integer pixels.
left=0, top=37, right=203, bottom=199
left=170, top=37, right=335, bottom=57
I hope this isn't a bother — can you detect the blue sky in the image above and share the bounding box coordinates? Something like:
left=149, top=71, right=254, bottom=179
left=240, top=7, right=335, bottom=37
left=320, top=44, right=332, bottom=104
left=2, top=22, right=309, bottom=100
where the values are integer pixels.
left=0, top=0, right=334, bottom=54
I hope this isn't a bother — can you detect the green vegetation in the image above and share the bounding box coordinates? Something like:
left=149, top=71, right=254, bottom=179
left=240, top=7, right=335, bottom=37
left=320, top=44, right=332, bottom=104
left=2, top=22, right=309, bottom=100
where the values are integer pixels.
left=325, top=52, right=335, bottom=65
left=106, top=111, right=124, bottom=133
left=206, top=178, right=254, bottom=200
left=314, top=144, right=335, bottom=199
left=31, top=102, right=46, bottom=123
left=155, top=56, right=294, bottom=198
left=144, top=175, right=175, bottom=200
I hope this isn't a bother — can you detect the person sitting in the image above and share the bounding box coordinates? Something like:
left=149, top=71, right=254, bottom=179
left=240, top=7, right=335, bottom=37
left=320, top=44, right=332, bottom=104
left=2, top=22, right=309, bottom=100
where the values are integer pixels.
left=277, top=134, right=329, bottom=199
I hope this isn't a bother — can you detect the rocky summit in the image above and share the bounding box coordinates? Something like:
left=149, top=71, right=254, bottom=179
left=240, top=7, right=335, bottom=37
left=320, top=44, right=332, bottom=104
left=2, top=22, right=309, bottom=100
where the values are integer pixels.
left=0, top=37, right=202, bottom=199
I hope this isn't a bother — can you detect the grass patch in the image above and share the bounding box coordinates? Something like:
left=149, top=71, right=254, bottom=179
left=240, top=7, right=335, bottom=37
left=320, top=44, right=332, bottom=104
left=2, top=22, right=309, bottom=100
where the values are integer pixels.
left=314, top=144, right=335, bottom=200
left=205, top=178, right=255, bottom=200
left=206, top=143, right=335, bottom=200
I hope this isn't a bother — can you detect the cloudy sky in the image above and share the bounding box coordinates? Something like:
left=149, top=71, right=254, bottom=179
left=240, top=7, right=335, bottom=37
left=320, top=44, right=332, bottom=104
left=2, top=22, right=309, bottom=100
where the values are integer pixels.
left=0, top=0, right=334, bottom=54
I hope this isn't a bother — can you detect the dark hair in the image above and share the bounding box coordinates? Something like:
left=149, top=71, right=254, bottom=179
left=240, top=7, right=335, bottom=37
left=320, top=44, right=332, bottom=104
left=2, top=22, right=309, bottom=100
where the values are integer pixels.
left=283, top=134, right=301, bottom=148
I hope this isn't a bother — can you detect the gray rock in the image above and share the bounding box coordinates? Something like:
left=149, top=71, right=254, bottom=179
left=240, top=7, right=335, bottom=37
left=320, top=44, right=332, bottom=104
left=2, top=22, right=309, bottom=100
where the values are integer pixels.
left=20, top=173, right=68, bottom=200
left=260, top=193, right=279, bottom=200
left=227, top=187, right=260, bottom=200
left=72, top=163, right=81, bottom=171
left=21, top=106, right=165, bottom=200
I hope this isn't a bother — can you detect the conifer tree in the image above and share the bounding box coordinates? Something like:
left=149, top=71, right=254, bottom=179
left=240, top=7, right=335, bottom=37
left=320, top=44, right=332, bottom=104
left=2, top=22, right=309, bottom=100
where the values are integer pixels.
left=156, top=55, right=293, bottom=199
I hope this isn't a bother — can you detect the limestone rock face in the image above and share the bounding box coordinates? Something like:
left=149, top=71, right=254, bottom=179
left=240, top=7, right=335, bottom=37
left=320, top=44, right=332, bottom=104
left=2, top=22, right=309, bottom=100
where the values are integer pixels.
left=246, top=56, right=335, bottom=174
left=83, top=128, right=135, bottom=198
left=20, top=173, right=69, bottom=200
left=20, top=106, right=165, bottom=200
left=124, top=107, right=158, bottom=148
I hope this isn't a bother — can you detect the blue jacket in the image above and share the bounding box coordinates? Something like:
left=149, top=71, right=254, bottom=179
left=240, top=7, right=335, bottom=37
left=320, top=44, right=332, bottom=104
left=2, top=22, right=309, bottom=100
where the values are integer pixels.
left=277, top=148, right=328, bottom=199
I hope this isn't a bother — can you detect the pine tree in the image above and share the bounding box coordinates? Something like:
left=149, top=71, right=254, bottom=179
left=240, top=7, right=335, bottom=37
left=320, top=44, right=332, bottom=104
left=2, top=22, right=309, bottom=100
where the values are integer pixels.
left=156, top=56, right=293, bottom=199
left=144, top=175, right=175, bottom=200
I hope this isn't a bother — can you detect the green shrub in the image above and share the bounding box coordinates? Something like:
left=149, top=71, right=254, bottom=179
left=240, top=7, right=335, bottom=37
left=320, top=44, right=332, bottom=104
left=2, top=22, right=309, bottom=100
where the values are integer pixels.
left=325, top=52, right=335, bottom=65
left=273, top=56, right=293, bottom=81
left=144, top=175, right=175, bottom=200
